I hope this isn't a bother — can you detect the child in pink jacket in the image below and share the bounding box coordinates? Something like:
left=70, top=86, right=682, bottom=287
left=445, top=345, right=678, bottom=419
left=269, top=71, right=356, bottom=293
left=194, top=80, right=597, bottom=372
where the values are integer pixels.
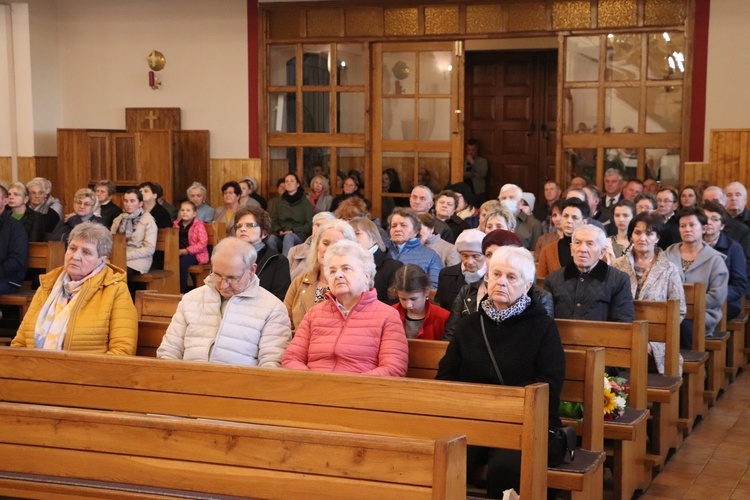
left=174, top=200, right=210, bottom=293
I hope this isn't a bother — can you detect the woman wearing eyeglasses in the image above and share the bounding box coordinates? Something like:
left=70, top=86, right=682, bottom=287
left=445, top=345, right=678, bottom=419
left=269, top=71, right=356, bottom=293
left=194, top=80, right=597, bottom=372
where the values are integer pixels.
left=234, top=205, right=291, bottom=301
left=49, top=188, right=106, bottom=243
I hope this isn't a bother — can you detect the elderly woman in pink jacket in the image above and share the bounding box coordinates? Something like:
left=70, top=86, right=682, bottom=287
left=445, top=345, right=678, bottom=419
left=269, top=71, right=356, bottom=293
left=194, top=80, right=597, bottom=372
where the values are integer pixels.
left=282, top=239, right=408, bottom=377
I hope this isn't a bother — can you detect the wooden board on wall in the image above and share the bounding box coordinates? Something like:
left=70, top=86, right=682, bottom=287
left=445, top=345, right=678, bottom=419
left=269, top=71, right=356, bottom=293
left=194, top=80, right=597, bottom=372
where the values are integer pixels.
left=126, top=108, right=181, bottom=132
left=58, top=129, right=96, bottom=214
left=683, top=162, right=712, bottom=187
left=210, top=159, right=262, bottom=208
left=0, top=157, right=10, bottom=183
left=172, top=131, right=210, bottom=203
left=710, top=129, right=750, bottom=189
left=137, top=130, right=174, bottom=203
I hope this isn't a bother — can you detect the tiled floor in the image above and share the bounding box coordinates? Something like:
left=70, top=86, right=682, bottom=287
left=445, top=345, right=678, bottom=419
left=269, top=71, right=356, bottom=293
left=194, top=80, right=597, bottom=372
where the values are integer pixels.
left=639, top=369, right=750, bottom=499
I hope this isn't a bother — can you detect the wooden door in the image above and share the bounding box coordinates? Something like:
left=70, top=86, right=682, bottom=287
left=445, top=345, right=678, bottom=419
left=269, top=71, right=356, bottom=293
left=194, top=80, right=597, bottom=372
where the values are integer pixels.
left=465, top=50, right=557, bottom=201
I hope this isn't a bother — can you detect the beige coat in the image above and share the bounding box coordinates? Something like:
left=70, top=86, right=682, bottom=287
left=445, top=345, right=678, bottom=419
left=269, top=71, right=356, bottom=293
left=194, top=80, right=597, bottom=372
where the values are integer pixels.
left=111, top=212, right=157, bottom=274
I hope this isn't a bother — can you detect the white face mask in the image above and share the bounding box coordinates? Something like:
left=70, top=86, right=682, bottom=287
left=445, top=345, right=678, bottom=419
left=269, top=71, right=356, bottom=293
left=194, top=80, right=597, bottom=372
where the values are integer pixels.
left=462, top=262, right=487, bottom=284
left=500, top=199, right=519, bottom=215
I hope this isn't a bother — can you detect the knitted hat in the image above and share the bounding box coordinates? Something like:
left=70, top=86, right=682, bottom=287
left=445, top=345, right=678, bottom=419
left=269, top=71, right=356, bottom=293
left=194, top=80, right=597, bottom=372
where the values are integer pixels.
left=521, top=192, right=536, bottom=212
left=482, top=229, right=523, bottom=253
left=455, top=229, right=485, bottom=254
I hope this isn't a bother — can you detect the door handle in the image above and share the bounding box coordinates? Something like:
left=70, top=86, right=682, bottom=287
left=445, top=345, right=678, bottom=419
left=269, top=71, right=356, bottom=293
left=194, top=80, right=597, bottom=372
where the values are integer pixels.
left=526, top=123, right=536, bottom=137
left=540, top=124, right=555, bottom=140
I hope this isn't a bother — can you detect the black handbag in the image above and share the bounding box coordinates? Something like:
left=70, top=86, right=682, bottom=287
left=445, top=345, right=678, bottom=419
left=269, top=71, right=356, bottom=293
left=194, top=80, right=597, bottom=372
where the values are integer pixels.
left=480, top=316, right=577, bottom=464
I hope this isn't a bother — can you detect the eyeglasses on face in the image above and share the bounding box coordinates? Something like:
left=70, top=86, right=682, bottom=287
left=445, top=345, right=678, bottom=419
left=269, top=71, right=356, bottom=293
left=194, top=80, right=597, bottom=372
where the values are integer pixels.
left=209, top=271, right=246, bottom=286
left=74, top=200, right=94, bottom=207
left=235, top=222, right=260, bottom=230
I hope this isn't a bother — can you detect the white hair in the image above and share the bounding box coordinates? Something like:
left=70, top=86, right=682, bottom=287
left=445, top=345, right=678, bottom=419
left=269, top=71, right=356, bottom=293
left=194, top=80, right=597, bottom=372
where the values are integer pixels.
left=571, top=224, right=606, bottom=250
left=499, top=184, right=522, bottom=198
left=187, top=182, right=207, bottom=197
left=703, top=186, right=727, bottom=206
left=604, top=168, right=623, bottom=180
left=725, top=181, right=747, bottom=198
left=306, top=219, right=357, bottom=275
left=489, top=246, right=535, bottom=285
left=313, top=211, right=337, bottom=224
left=412, top=185, right=435, bottom=202
left=212, top=237, right=257, bottom=269
left=323, top=239, right=376, bottom=289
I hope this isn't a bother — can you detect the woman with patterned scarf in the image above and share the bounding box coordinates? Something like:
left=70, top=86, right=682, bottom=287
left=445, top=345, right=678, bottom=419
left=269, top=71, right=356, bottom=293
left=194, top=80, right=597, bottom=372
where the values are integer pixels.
left=110, top=188, right=158, bottom=280
left=436, top=246, right=566, bottom=498
left=12, top=221, right=137, bottom=355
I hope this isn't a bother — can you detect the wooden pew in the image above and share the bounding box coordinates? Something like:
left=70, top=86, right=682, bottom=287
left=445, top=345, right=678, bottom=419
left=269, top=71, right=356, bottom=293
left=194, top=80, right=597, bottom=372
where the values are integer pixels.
left=679, top=283, right=710, bottom=434
left=109, top=232, right=127, bottom=271
left=407, top=339, right=606, bottom=500
left=134, top=291, right=182, bottom=356
left=0, top=241, right=65, bottom=335
left=556, top=319, right=651, bottom=500
left=633, top=299, right=683, bottom=469
left=0, top=402, right=466, bottom=500
left=724, top=296, right=747, bottom=382
left=131, top=228, right=180, bottom=295
left=187, top=221, right=224, bottom=290
left=0, top=349, right=551, bottom=499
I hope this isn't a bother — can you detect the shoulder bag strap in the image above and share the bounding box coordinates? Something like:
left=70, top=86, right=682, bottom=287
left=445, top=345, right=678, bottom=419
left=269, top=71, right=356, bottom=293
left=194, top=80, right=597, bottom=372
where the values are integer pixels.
left=480, top=316, right=504, bottom=385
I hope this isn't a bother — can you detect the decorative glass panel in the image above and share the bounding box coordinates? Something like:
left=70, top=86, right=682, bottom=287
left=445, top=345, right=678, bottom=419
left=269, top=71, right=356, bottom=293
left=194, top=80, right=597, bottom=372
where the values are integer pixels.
left=337, top=93, right=365, bottom=134
left=552, top=0, right=591, bottom=30
left=418, top=98, right=451, bottom=141
left=564, top=88, right=598, bottom=133
left=382, top=98, right=415, bottom=140
left=419, top=51, right=452, bottom=95
left=383, top=52, right=416, bottom=95
left=418, top=153, right=450, bottom=193
left=605, top=88, right=639, bottom=133
left=647, top=31, right=686, bottom=81
left=606, top=34, right=641, bottom=81
left=302, top=45, right=331, bottom=86
left=303, top=147, right=330, bottom=188
left=646, top=86, right=682, bottom=133
left=604, top=146, right=636, bottom=178
left=269, top=45, right=296, bottom=87
left=269, top=93, right=296, bottom=133
left=646, top=148, right=680, bottom=187
left=337, top=44, right=366, bottom=85
left=269, top=147, right=297, bottom=189
left=302, top=92, right=330, bottom=133
left=567, top=148, right=597, bottom=182
left=338, top=148, right=366, bottom=193
left=383, top=152, right=415, bottom=194
left=566, top=36, right=600, bottom=82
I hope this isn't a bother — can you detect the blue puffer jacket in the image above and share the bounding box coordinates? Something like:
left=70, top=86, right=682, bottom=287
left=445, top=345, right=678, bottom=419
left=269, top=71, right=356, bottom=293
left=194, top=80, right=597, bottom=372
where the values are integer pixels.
left=389, top=237, right=443, bottom=289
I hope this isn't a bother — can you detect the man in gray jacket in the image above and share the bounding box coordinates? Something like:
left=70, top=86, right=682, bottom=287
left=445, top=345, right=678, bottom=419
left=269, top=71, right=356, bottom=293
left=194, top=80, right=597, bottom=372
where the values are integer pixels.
left=157, top=237, right=292, bottom=366
left=543, top=224, right=634, bottom=323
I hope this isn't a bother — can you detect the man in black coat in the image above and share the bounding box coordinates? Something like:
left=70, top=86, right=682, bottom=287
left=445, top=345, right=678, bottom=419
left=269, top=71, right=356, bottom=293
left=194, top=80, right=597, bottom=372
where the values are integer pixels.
left=543, top=224, right=634, bottom=322
left=0, top=186, right=29, bottom=294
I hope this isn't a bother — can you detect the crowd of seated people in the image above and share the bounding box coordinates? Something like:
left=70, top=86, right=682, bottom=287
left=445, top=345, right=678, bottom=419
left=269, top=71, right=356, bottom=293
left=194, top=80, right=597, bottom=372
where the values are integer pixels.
left=6, top=166, right=750, bottom=497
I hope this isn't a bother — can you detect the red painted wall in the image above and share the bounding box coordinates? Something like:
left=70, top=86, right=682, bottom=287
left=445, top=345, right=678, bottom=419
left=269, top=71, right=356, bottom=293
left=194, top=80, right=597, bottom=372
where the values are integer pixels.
left=248, top=0, right=259, bottom=157
left=690, top=0, right=710, bottom=161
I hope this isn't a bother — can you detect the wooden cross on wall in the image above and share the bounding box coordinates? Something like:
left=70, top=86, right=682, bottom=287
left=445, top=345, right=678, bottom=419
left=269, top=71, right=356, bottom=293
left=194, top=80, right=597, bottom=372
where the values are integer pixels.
left=145, top=111, right=159, bottom=129
left=125, top=108, right=181, bottom=131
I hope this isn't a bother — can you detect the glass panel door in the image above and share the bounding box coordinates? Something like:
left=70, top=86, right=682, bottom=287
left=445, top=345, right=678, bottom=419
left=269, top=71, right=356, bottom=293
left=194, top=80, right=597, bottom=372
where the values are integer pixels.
left=373, top=42, right=462, bottom=221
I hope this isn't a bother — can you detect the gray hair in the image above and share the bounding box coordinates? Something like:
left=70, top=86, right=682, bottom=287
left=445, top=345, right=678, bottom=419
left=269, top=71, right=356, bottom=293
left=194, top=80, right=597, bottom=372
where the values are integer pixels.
left=26, top=178, right=44, bottom=192
left=703, top=186, right=727, bottom=206
left=499, top=183, right=522, bottom=198
left=69, top=221, right=113, bottom=258
left=489, top=246, right=535, bottom=286
left=313, top=211, right=337, bottom=225
left=412, top=185, right=434, bottom=202
left=725, top=181, right=747, bottom=198
left=323, top=239, right=376, bottom=289
left=8, top=182, right=28, bottom=197
left=572, top=224, right=606, bottom=250
left=604, top=168, right=623, bottom=180
left=485, top=207, right=517, bottom=232
left=306, top=219, right=357, bottom=275
left=212, top=237, right=257, bottom=269
left=74, top=188, right=99, bottom=212
left=187, top=182, right=207, bottom=197
left=348, top=217, right=385, bottom=251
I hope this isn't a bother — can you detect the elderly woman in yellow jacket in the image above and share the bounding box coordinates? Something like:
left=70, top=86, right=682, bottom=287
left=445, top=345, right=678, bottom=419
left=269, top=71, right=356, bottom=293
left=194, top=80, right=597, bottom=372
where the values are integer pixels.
left=12, top=221, right=137, bottom=355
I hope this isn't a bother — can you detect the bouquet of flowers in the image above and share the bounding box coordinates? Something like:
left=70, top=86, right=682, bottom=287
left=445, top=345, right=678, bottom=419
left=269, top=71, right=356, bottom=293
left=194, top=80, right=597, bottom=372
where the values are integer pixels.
left=604, top=375, right=628, bottom=421
left=558, top=375, right=629, bottom=421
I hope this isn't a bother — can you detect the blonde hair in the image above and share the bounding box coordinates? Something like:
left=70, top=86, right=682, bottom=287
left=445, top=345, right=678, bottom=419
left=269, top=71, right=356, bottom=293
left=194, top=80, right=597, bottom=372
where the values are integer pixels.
left=305, top=219, right=357, bottom=276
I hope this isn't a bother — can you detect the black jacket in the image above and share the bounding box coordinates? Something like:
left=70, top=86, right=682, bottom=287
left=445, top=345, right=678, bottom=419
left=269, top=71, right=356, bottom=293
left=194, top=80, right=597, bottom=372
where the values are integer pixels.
left=0, top=210, right=29, bottom=286
left=148, top=203, right=173, bottom=229
left=256, top=244, right=291, bottom=302
left=443, top=282, right=554, bottom=341
left=99, top=201, right=123, bottom=229
left=543, top=260, right=634, bottom=322
left=48, top=215, right=106, bottom=243
left=374, top=248, right=403, bottom=305
left=435, top=263, right=464, bottom=310
left=437, top=296, right=565, bottom=430
left=12, top=209, right=45, bottom=242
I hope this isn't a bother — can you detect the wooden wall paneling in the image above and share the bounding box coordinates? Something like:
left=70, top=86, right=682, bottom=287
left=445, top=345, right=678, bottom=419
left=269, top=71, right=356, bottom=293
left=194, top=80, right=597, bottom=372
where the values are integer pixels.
left=209, top=159, right=262, bottom=207
left=58, top=129, right=94, bottom=215
left=34, top=157, right=59, bottom=195
left=710, top=129, right=750, bottom=188
left=0, top=157, right=9, bottom=182
left=682, top=161, right=711, bottom=187
left=16, top=158, right=36, bottom=184
left=137, top=131, right=174, bottom=203
left=126, top=108, right=181, bottom=132
left=172, top=131, right=210, bottom=204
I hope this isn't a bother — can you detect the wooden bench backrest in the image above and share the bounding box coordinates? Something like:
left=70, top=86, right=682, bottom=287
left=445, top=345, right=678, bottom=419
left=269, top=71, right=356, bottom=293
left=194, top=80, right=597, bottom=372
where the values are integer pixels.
left=0, top=349, right=550, bottom=498
left=407, top=339, right=605, bottom=452
left=634, top=299, right=681, bottom=377
left=683, top=283, right=707, bottom=351
left=28, top=241, right=65, bottom=273
left=152, top=228, right=180, bottom=294
left=0, top=402, right=466, bottom=499
left=108, top=233, right=127, bottom=271
left=556, top=319, right=649, bottom=409
left=206, top=221, right=225, bottom=248
left=134, top=291, right=182, bottom=356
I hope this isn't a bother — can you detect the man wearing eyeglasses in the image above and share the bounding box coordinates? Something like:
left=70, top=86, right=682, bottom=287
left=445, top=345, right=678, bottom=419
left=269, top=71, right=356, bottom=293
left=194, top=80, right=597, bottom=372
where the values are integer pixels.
left=157, top=237, right=292, bottom=366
